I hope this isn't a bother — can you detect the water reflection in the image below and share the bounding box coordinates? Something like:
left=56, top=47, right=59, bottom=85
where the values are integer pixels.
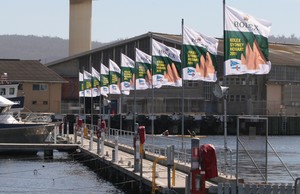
left=0, top=151, right=125, bottom=194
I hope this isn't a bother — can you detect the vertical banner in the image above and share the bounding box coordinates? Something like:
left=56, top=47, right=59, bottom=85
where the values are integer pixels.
left=182, top=25, right=219, bottom=82
left=109, top=59, right=121, bottom=94
left=121, top=53, right=135, bottom=95
left=152, top=39, right=182, bottom=88
left=135, top=48, right=152, bottom=90
left=100, top=63, right=109, bottom=97
left=83, top=70, right=92, bottom=97
left=79, top=72, right=85, bottom=97
left=92, top=67, right=100, bottom=97
left=224, top=5, right=272, bottom=75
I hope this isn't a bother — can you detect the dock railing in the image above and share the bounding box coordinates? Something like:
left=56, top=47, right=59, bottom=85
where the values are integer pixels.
left=218, top=182, right=295, bottom=194
left=105, top=128, right=191, bottom=165
left=75, top=125, right=234, bottom=177
left=104, top=128, right=234, bottom=173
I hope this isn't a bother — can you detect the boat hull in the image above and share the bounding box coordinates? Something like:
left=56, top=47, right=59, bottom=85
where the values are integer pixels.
left=0, top=123, right=54, bottom=143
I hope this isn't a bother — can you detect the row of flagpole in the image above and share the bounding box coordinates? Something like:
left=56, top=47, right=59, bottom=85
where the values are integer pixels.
left=78, top=2, right=272, bottom=144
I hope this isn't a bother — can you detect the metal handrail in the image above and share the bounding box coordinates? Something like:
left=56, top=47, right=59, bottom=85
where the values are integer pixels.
left=81, top=126, right=233, bottom=174
left=267, top=140, right=295, bottom=181
left=295, top=178, right=300, bottom=194
left=238, top=138, right=266, bottom=182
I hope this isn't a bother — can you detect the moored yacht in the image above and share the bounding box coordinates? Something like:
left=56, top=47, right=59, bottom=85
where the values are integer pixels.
left=0, top=94, right=54, bottom=144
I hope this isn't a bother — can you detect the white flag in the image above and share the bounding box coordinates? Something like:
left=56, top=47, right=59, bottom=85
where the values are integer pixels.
left=92, top=67, right=100, bottom=97
left=152, top=39, right=182, bottom=88
left=100, top=63, right=109, bottom=97
left=121, top=53, right=135, bottom=95
left=109, top=59, right=121, bottom=94
left=83, top=70, right=92, bottom=97
left=224, top=5, right=272, bottom=75
left=79, top=72, right=84, bottom=97
left=135, top=48, right=152, bottom=90
left=182, top=25, right=218, bottom=82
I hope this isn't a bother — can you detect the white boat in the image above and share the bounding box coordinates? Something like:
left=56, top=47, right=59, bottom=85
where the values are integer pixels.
left=0, top=94, right=54, bottom=144
left=0, top=74, right=24, bottom=115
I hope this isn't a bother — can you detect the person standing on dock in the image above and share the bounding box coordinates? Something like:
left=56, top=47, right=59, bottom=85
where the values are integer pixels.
left=101, top=119, right=107, bottom=133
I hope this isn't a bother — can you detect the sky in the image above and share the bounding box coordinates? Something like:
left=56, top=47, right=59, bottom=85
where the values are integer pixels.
left=1, top=0, right=300, bottom=43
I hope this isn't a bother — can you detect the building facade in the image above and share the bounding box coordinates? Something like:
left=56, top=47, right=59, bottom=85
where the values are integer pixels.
left=0, top=59, right=66, bottom=114
left=47, top=33, right=300, bottom=118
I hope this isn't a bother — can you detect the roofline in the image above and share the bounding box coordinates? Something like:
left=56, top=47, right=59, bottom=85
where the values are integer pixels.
left=46, top=31, right=191, bottom=66
left=45, top=31, right=300, bottom=67
left=46, top=32, right=153, bottom=67
left=9, top=80, right=68, bottom=83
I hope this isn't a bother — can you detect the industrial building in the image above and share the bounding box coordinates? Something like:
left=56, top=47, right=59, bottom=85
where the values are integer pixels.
left=47, top=32, right=300, bottom=116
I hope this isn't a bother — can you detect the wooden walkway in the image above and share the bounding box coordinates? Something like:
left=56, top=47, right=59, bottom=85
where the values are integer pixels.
left=0, top=134, right=221, bottom=193
left=78, top=135, right=188, bottom=193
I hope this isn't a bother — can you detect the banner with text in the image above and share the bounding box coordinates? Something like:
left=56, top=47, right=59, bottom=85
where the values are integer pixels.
left=92, top=67, right=100, bottom=97
left=135, top=48, right=152, bottom=90
left=152, top=39, right=182, bottom=88
left=183, top=25, right=218, bottom=82
left=121, top=53, right=135, bottom=95
left=109, top=59, right=121, bottom=94
left=100, top=63, right=109, bottom=97
left=224, top=5, right=272, bottom=75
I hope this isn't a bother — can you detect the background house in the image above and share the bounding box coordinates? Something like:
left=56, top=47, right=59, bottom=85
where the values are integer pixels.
left=0, top=59, right=66, bottom=114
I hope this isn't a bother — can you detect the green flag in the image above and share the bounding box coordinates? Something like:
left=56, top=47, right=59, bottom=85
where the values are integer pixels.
left=135, top=48, right=152, bottom=90
left=92, top=67, right=100, bottom=96
left=182, top=25, right=218, bottom=82
left=83, top=70, right=92, bottom=97
left=79, top=72, right=84, bottom=97
left=152, top=39, right=182, bottom=88
left=121, top=53, right=135, bottom=95
left=109, top=59, right=121, bottom=94
left=224, top=5, right=272, bottom=75
left=100, top=63, right=109, bottom=97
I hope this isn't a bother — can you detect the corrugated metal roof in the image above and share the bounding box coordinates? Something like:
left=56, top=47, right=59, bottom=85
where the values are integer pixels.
left=0, top=60, right=66, bottom=83
left=46, top=32, right=300, bottom=67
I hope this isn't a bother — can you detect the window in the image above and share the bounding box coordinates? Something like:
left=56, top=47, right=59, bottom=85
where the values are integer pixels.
left=241, top=78, right=246, bottom=85
left=43, top=101, right=48, bottom=105
left=229, top=95, right=235, bottom=102
left=32, top=84, right=48, bottom=91
left=0, top=88, right=5, bottom=95
left=9, top=88, right=15, bottom=95
left=236, top=78, right=240, bottom=85
left=18, top=84, right=23, bottom=91
left=230, top=78, right=235, bottom=85
left=32, top=101, right=37, bottom=105
left=241, top=95, right=246, bottom=101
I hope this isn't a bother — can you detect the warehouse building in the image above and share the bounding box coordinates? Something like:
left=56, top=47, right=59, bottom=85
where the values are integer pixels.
left=45, top=32, right=300, bottom=134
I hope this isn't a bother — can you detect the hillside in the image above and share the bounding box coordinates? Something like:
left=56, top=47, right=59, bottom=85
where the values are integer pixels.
left=0, top=34, right=299, bottom=64
left=0, top=35, right=103, bottom=64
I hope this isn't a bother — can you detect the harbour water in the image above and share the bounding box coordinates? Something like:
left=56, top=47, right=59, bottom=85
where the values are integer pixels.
left=0, top=151, right=125, bottom=194
left=0, top=135, right=299, bottom=193
left=202, top=135, right=300, bottom=184
left=159, top=135, right=300, bottom=184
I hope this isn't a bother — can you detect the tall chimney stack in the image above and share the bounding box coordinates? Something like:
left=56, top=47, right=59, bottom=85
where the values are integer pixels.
left=69, top=0, right=92, bottom=56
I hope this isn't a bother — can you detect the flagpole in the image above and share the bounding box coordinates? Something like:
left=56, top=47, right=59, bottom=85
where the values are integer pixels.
left=100, top=54, right=103, bottom=121
left=89, top=55, right=94, bottom=151
left=223, top=0, right=229, bottom=176
left=150, top=36, right=154, bottom=145
left=83, top=68, right=86, bottom=134
left=181, top=19, right=185, bottom=150
left=120, top=51, right=123, bottom=131
left=78, top=70, right=82, bottom=144
left=133, top=47, right=137, bottom=132
left=120, top=89, right=123, bottom=130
